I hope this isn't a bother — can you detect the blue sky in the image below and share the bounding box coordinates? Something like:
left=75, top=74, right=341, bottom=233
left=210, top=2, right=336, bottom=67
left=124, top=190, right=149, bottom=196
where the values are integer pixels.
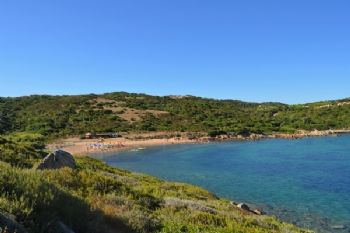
left=0, top=0, right=349, bottom=104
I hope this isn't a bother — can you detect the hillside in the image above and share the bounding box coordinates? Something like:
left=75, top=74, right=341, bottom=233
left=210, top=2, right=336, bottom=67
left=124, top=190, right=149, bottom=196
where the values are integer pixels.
left=1, top=92, right=350, bottom=137
left=1, top=92, right=348, bottom=232
left=0, top=135, right=311, bottom=233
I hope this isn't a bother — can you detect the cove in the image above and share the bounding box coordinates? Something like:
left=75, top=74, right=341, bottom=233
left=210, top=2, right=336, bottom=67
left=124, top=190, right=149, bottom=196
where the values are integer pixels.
left=92, top=134, right=350, bottom=233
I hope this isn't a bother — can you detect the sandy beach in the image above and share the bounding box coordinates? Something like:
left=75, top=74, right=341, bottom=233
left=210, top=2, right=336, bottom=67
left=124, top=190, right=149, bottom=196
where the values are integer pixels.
left=47, top=129, right=350, bottom=156
left=47, top=132, right=209, bottom=156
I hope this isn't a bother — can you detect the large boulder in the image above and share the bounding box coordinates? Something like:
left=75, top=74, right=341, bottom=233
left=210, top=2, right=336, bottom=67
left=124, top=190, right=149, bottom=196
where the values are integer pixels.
left=37, top=150, right=76, bottom=170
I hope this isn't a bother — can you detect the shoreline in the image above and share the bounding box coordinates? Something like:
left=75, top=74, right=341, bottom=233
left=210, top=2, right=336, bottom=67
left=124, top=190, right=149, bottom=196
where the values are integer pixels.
left=48, top=129, right=350, bottom=156
left=48, top=133, right=202, bottom=156
left=47, top=129, right=350, bottom=232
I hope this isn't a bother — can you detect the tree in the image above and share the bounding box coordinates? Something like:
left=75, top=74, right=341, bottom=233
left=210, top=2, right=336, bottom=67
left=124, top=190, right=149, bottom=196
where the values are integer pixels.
left=0, top=110, right=11, bottom=133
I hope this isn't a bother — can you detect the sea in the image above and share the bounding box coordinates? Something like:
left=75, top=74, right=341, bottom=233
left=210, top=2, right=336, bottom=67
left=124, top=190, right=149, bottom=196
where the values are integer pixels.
left=92, top=134, right=350, bottom=233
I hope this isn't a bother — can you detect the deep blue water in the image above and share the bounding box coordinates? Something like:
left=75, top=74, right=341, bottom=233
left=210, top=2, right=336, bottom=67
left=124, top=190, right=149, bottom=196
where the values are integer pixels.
left=92, top=135, right=350, bottom=233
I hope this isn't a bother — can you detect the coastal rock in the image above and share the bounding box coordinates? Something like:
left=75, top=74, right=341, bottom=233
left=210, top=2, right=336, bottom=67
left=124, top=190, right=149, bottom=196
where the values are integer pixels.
left=0, top=212, right=28, bottom=233
left=36, top=150, right=76, bottom=170
left=237, top=203, right=251, bottom=211
left=236, top=203, right=264, bottom=215
left=252, top=209, right=264, bottom=215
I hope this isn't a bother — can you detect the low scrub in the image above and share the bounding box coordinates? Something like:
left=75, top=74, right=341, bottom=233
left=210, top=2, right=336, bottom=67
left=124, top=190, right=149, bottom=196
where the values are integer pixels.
left=0, top=134, right=312, bottom=233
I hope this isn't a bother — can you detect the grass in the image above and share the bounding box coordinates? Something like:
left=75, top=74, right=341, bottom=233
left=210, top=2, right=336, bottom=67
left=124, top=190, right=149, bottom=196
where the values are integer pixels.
left=0, top=155, right=312, bottom=233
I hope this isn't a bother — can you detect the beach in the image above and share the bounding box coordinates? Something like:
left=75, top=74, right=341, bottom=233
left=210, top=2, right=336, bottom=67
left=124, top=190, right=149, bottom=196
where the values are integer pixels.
left=48, top=129, right=350, bottom=156
left=47, top=132, right=208, bottom=155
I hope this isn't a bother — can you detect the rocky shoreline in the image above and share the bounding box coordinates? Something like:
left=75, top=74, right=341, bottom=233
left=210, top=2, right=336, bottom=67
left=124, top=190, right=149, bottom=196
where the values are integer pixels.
left=269, top=129, right=350, bottom=139
left=212, top=129, right=350, bottom=141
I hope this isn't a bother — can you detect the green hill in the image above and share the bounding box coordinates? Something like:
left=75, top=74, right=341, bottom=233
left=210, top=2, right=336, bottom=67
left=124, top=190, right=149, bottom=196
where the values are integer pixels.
left=1, top=92, right=350, bottom=137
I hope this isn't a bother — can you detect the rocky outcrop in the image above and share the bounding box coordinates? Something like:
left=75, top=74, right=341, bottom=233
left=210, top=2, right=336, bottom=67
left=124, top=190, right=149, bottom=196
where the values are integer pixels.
left=0, top=212, right=27, bottom=233
left=237, top=203, right=251, bottom=211
left=252, top=209, right=264, bottom=215
left=271, top=129, right=350, bottom=139
left=236, top=203, right=264, bottom=215
left=36, top=150, right=76, bottom=170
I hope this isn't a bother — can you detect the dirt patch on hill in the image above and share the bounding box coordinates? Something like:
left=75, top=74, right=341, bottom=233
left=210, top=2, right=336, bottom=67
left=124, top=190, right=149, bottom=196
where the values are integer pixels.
left=90, top=98, right=169, bottom=122
left=316, top=101, right=350, bottom=109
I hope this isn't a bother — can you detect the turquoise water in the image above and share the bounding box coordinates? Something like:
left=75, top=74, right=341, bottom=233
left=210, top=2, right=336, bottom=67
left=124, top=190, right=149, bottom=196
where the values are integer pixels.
left=92, top=135, right=350, bottom=232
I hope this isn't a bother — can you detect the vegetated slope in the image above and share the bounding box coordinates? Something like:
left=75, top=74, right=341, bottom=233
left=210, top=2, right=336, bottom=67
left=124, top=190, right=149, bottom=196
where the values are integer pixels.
left=0, top=94, right=317, bottom=233
left=0, top=133, right=45, bottom=168
left=0, top=136, right=310, bottom=233
left=1, top=92, right=350, bottom=137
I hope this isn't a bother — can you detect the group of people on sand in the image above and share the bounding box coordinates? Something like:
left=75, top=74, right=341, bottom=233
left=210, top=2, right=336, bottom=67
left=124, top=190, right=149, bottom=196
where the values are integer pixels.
left=86, top=141, right=125, bottom=152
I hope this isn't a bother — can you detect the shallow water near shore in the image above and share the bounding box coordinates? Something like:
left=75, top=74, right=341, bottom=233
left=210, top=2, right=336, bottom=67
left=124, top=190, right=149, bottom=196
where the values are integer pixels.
left=92, top=135, right=350, bottom=233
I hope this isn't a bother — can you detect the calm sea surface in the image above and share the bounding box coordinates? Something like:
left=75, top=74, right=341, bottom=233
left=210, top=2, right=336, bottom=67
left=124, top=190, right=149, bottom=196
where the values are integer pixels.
left=92, top=135, right=350, bottom=233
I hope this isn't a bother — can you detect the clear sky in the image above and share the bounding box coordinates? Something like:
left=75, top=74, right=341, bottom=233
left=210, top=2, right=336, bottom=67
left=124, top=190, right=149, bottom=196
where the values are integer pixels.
left=0, top=0, right=349, bottom=104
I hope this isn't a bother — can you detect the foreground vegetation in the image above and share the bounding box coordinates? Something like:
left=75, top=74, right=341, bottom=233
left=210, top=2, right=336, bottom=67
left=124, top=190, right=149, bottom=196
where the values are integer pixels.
left=1, top=92, right=350, bottom=137
left=0, top=135, right=311, bottom=233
